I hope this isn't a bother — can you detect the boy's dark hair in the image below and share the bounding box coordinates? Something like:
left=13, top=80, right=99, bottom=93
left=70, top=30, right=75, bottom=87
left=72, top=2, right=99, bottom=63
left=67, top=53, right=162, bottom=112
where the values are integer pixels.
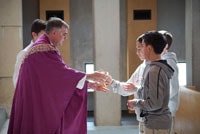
left=158, top=30, right=173, bottom=49
left=142, top=30, right=167, bottom=54
left=31, top=19, right=46, bottom=35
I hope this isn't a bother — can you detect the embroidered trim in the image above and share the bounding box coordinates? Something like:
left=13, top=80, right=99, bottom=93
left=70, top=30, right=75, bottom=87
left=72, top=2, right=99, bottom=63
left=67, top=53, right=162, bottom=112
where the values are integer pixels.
left=23, top=44, right=58, bottom=63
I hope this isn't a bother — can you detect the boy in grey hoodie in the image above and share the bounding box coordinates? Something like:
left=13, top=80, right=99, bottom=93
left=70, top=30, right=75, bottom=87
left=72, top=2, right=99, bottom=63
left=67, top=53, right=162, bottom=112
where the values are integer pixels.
left=127, top=31, right=174, bottom=134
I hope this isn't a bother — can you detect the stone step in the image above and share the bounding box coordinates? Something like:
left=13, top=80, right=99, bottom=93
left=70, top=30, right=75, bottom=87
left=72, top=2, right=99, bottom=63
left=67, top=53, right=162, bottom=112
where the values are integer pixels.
left=0, top=108, right=7, bottom=130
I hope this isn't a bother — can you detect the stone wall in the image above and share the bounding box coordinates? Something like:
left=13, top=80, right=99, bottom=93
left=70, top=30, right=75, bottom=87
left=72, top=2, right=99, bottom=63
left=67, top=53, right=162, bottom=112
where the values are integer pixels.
left=0, top=0, right=22, bottom=116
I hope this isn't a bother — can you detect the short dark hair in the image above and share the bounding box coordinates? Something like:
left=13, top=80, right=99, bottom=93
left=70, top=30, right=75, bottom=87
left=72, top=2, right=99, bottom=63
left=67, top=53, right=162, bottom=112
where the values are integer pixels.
left=31, top=19, right=46, bottom=35
left=158, top=30, right=173, bottom=49
left=45, top=17, right=69, bottom=34
left=142, top=30, right=167, bottom=54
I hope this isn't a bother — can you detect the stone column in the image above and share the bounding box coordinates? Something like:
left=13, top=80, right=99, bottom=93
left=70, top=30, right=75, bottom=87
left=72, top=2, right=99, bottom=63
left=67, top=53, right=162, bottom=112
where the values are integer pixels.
left=93, top=0, right=121, bottom=126
left=0, top=0, right=22, bottom=116
left=185, top=0, right=200, bottom=90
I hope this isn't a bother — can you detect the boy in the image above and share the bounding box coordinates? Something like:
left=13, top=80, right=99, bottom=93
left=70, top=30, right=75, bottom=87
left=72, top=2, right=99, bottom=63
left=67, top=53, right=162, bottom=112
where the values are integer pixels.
left=13, top=19, right=46, bottom=87
left=160, top=30, right=180, bottom=134
left=127, top=31, right=174, bottom=134
left=110, top=34, right=147, bottom=134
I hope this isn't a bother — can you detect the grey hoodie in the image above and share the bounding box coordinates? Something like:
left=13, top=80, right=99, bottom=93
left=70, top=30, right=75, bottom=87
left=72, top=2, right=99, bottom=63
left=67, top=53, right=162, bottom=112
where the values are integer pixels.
left=133, top=60, right=174, bottom=129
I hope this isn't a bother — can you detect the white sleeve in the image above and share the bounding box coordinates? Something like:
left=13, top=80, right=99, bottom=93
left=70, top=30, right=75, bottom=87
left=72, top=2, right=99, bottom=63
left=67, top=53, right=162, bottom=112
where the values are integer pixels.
left=13, top=50, right=26, bottom=88
left=110, top=80, right=135, bottom=96
left=110, top=62, right=146, bottom=96
left=13, top=43, right=33, bottom=88
left=76, top=75, right=87, bottom=90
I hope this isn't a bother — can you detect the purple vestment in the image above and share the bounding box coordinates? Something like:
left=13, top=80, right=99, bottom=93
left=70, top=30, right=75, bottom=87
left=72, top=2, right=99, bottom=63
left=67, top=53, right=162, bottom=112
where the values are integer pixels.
left=8, top=34, right=88, bottom=134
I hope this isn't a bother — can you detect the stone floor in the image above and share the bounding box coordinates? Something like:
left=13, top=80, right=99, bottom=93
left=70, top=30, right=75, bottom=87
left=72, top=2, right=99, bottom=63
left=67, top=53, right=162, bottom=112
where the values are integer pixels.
left=87, top=122, right=138, bottom=134
left=0, top=121, right=139, bottom=134
left=0, top=111, right=139, bottom=134
left=87, top=111, right=139, bottom=134
left=0, top=119, right=8, bottom=134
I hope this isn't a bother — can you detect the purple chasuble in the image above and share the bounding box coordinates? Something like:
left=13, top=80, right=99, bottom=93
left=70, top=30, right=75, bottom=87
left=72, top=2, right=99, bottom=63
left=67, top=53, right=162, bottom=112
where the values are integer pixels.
left=8, top=34, right=88, bottom=134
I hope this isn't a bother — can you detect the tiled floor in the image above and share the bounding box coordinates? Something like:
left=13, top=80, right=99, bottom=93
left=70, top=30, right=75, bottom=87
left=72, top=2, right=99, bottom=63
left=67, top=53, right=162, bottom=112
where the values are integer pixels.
left=0, top=111, right=139, bottom=134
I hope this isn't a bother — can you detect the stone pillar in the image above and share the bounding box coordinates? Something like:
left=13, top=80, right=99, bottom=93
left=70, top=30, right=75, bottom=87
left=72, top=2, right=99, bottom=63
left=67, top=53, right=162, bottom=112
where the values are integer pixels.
left=93, top=0, right=121, bottom=126
left=0, top=0, right=22, bottom=116
left=185, top=0, right=200, bottom=90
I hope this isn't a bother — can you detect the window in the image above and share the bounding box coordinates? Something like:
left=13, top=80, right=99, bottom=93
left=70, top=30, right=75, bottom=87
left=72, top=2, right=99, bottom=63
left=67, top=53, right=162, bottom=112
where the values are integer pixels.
left=85, top=63, right=94, bottom=74
left=85, top=63, right=94, bottom=92
left=133, top=10, right=151, bottom=20
left=46, top=10, right=64, bottom=20
left=177, top=62, right=186, bottom=86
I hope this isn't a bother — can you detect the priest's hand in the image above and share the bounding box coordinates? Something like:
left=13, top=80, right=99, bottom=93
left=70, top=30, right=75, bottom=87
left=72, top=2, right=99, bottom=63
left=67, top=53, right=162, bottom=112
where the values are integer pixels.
left=88, top=81, right=109, bottom=92
left=86, top=71, right=112, bottom=86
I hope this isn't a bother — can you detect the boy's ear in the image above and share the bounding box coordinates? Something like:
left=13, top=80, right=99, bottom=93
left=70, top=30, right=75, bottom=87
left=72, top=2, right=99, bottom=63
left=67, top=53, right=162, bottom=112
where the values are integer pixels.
left=165, top=44, right=169, bottom=50
left=147, top=45, right=153, bottom=52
